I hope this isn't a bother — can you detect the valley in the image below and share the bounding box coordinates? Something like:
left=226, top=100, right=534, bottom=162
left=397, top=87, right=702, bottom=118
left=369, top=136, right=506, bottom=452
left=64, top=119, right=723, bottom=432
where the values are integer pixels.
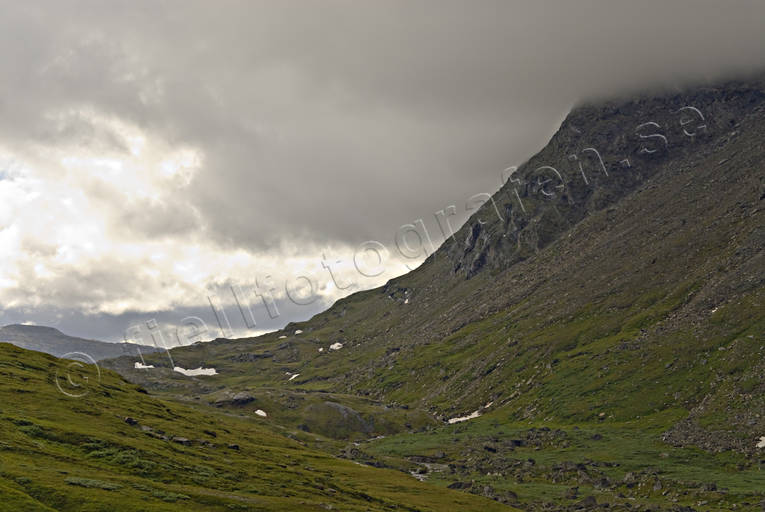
left=99, top=77, right=765, bottom=510
left=2, top=75, right=763, bottom=511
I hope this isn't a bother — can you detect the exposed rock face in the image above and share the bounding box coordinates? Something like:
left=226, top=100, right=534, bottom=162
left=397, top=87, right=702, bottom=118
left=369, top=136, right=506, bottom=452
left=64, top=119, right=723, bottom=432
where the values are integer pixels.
left=445, top=77, right=765, bottom=278
left=229, top=352, right=273, bottom=362
left=447, top=481, right=473, bottom=490
left=212, top=391, right=256, bottom=407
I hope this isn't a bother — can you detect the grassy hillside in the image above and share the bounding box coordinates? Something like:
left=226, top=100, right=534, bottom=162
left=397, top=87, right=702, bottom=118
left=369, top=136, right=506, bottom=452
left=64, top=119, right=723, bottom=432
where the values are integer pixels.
left=0, top=343, right=516, bottom=511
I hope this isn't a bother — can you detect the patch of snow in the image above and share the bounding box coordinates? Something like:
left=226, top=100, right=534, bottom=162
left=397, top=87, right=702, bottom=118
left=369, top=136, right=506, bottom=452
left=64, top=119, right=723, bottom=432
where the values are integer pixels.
left=404, top=298, right=409, bottom=304
left=173, top=366, right=217, bottom=376
left=255, top=409, right=267, bottom=417
left=289, top=373, right=300, bottom=381
left=484, top=401, right=493, bottom=408
left=757, top=436, right=765, bottom=449
left=329, top=342, right=343, bottom=351
left=134, top=362, right=154, bottom=369
left=410, top=471, right=427, bottom=481
left=294, top=329, right=303, bottom=335
left=447, top=410, right=482, bottom=424
left=278, top=335, right=287, bottom=339
left=318, top=347, right=324, bottom=352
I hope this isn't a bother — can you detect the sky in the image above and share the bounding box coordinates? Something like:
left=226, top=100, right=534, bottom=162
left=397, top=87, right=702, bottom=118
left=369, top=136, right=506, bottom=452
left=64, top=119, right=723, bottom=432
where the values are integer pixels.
left=0, top=0, right=764, bottom=344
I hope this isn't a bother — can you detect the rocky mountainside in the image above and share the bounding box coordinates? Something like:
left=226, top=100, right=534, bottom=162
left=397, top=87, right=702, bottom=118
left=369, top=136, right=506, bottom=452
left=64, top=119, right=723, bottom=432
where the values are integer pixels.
left=0, top=324, right=160, bottom=361
left=445, top=77, right=763, bottom=278
left=103, top=75, right=765, bottom=510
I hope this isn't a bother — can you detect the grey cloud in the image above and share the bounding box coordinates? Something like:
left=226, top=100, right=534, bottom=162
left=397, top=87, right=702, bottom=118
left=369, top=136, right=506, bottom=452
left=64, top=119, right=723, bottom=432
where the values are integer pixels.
left=116, top=197, right=203, bottom=240
left=3, top=1, right=764, bottom=251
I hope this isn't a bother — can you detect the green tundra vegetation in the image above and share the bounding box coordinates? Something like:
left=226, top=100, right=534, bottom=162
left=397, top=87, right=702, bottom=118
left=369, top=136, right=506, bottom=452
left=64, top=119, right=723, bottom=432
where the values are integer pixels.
left=0, top=343, right=516, bottom=511
left=3, top=77, right=764, bottom=511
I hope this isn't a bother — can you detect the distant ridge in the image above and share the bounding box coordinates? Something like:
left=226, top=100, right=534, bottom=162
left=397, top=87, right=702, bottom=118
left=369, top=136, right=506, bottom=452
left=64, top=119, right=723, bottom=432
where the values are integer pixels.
left=0, top=324, right=161, bottom=361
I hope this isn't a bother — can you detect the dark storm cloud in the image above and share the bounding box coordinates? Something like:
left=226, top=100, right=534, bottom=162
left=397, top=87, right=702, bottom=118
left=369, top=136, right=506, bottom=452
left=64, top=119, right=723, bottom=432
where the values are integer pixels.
left=3, top=1, right=764, bottom=249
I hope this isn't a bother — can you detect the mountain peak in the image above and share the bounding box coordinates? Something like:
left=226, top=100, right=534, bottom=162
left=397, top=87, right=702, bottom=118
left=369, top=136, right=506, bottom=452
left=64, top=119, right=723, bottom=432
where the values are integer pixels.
left=443, top=75, right=765, bottom=278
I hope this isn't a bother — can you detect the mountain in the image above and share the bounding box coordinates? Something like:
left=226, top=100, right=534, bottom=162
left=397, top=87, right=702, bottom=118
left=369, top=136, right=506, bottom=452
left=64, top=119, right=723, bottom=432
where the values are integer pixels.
left=0, top=324, right=161, bottom=361
left=103, top=75, right=765, bottom=510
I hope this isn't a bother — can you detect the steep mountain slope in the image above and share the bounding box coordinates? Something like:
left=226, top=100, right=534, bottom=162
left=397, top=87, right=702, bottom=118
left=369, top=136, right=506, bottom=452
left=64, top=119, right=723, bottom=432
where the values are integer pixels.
left=0, top=343, right=513, bottom=512
left=0, top=324, right=160, bottom=361
left=104, top=76, right=765, bottom=510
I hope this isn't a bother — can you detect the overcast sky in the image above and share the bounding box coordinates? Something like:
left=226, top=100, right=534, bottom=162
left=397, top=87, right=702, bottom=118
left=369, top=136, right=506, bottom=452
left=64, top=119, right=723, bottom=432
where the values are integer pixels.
left=0, top=0, right=764, bottom=344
